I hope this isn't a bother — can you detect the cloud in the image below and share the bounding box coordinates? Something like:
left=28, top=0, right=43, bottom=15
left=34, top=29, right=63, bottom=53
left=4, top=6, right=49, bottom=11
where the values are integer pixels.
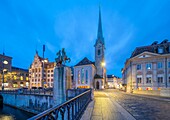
left=45, top=41, right=56, bottom=53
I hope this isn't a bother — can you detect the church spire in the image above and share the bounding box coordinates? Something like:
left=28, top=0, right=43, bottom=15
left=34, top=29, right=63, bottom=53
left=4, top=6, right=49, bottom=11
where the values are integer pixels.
left=96, top=5, right=104, bottom=45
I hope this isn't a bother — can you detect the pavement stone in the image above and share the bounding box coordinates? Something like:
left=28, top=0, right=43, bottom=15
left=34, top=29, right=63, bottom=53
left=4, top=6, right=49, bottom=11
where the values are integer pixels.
left=81, top=89, right=170, bottom=120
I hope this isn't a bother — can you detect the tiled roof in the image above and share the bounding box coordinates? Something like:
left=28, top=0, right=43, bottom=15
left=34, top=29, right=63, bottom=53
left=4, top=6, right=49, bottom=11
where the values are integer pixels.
left=75, top=57, right=94, bottom=66
left=131, top=40, right=170, bottom=58
left=12, top=66, right=28, bottom=72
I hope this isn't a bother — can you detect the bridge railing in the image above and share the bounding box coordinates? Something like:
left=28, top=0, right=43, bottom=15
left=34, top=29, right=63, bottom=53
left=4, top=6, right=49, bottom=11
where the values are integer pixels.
left=28, top=89, right=92, bottom=120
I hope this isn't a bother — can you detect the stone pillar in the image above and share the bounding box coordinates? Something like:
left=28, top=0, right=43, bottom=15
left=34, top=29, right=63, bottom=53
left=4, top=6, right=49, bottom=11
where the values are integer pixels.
left=53, top=65, right=71, bottom=105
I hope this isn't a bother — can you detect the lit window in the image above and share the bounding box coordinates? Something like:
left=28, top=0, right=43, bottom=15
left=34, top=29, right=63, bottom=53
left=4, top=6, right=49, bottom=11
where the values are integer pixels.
left=158, top=77, right=163, bottom=83
left=81, top=68, right=84, bottom=84
left=78, top=70, right=80, bottom=84
left=158, top=47, right=163, bottom=53
left=14, top=76, right=17, bottom=80
left=157, top=62, right=163, bottom=69
left=146, top=63, right=152, bottom=70
left=136, top=64, right=142, bottom=70
left=85, top=70, right=88, bottom=84
left=146, top=77, right=152, bottom=83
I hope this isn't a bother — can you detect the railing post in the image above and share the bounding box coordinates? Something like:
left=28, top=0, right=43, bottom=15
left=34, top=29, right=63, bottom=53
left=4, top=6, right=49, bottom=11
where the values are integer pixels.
left=72, top=102, right=74, bottom=120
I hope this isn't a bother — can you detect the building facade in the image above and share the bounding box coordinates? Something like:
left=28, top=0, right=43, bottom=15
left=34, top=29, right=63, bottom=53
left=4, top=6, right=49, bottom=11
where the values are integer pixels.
left=107, top=75, right=122, bottom=89
left=29, top=52, right=55, bottom=88
left=0, top=53, right=12, bottom=72
left=74, top=7, right=106, bottom=89
left=4, top=67, right=29, bottom=89
left=74, top=57, right=96, bottom=88
left=122, top=40, right=170, bottom=92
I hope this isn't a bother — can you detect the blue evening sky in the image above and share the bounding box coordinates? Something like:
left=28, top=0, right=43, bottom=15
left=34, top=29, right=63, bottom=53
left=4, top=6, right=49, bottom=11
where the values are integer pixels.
left=0, top=0, right=170, bottom=77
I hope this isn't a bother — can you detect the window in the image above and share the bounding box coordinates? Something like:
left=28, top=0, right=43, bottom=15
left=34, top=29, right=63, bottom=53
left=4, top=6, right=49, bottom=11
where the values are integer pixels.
left=169, top=77, right=170, bottom=83
left=146, top=77, right=152, bottom=83
left=146, top=63, right=152, bottom=70
left=158, top=77, right=163, bottom=83
left=98, top=49, right=101, bottom=55
left=51, top=74, right=53, bottom=77
left=157, top=62, right=163, bottom=69
left=51, top=70, right=53, bottom=72
left=168, top=62, right=170, bottom=68
left=81, top=68, right=84, bottom=84
left=85, top=70, right=88, bottom=84
left=48, top=70, right=50, bottom=73
left=137, top=77, right=142, bottom=83
left=136, top=64, right=142, bottom=70
left=78, top=70, right=80, bottom=84
left=158, top=47, right=163, bottom=53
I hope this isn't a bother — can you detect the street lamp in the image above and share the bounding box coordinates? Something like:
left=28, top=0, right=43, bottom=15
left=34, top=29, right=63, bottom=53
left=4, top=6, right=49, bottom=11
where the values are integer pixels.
left=2, top=60, right=8, bottom=91
left=42, top=59, right=48, bottom=88
left=101, top=61, right=106, bottom=89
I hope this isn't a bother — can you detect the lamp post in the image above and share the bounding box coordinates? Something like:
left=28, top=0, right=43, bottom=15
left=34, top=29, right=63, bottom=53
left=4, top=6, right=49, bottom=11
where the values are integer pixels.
left=2, top=60, right=8, bottom=91
left=101, top=61, right=106, bottom=89
left=42, top=59, right=47, bottom=88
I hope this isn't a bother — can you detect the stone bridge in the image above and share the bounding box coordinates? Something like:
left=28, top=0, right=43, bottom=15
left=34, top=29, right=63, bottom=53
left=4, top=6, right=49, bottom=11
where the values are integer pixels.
left=0, top=90, right=53, bottom=114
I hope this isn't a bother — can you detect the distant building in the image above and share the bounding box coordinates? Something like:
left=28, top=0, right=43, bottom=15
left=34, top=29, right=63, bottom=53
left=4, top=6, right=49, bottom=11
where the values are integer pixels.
left=73, top=7, right=106, bottom=89
left=122, top=40, right=170, bottom=92
left=0, top=53, right=29, bottom=90
left=0, top=53, right=12, bottom=72
left=5, top=67, right=29, bottom=89
left=29, top=52, right=55, bottom=88
left=107, top=75, right=122, bottom=89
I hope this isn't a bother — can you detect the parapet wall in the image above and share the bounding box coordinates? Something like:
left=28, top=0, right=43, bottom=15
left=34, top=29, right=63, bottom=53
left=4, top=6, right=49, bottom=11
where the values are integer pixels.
left=1, top=93, right=53, bottom=114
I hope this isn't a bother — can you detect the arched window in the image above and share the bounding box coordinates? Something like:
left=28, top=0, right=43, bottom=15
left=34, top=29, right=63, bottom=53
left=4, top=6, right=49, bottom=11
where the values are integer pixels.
left=78, top=70, right=80, bottom=84
left=81, top=68, right=84, bottom=84
left=85, top=70, right=88, bottom=84
left=98, top=49, right=101, bottom=55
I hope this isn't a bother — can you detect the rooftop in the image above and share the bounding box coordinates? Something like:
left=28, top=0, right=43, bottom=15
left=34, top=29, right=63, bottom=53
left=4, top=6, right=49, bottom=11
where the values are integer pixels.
left=131, top=39, right=170, bottom=58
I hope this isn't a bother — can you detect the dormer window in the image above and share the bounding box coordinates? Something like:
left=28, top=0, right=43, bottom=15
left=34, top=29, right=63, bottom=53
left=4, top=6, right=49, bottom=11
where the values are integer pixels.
left=158, top=47, right=163, bottom=53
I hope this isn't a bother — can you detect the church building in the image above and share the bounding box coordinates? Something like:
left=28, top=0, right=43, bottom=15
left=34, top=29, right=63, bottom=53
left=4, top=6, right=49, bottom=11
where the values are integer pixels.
left=74, top=7, right=106, bottom=89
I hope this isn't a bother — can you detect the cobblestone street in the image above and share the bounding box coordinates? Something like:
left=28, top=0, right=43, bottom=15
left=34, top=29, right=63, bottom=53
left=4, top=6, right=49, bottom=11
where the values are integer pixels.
left=92, top=89, right=170, bottom=120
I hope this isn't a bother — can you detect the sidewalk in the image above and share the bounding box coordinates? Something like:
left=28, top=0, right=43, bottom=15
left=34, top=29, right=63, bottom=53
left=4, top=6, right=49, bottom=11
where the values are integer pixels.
left=81, top=91, right=136, bottom=120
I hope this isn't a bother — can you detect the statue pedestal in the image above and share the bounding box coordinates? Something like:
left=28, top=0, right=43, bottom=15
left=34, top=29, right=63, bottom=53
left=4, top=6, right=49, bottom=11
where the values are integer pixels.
left=53, top=65, right=72, bottom=105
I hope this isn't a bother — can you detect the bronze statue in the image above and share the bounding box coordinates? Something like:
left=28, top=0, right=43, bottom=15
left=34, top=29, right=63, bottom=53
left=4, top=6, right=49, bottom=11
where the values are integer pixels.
left=55, top=48, right=71, bottom=66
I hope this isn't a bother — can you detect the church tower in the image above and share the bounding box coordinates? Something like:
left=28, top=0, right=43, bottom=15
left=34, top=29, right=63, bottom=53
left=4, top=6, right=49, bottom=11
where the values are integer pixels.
left=94, top=6, right=105, bottom=77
